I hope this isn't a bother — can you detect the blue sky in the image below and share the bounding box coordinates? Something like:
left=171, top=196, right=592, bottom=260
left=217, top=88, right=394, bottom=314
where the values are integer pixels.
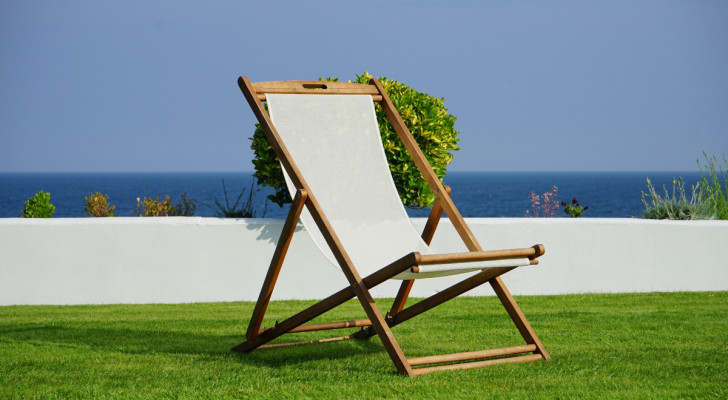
left=1, top=1, right=726, bottom=173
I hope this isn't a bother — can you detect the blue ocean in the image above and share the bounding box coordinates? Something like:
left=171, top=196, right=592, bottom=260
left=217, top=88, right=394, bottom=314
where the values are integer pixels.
left=0, top=171, right=702, bottom=219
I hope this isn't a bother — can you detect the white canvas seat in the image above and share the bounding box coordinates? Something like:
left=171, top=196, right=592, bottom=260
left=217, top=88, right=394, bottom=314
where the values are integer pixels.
left=269, top=93, right=532, bottom=280
left=232, top=77, right=549, bottom=376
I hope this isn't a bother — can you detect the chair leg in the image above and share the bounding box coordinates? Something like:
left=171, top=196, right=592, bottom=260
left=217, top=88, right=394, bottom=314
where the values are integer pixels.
left=245, top=190, right=307, bottom=340
left=390, top=280, right=415, bottom=315
left=489, top=276, right=551, bottom=359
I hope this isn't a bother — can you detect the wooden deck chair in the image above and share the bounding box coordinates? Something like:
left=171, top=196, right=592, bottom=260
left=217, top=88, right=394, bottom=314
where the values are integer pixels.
left=233, top=77, right=550, bottom=376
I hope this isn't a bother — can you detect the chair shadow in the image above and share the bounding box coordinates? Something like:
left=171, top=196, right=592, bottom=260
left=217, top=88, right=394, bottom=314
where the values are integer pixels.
left=244, top=217, right=304, bottom=244
left=1, top=323, right=385, bottom=369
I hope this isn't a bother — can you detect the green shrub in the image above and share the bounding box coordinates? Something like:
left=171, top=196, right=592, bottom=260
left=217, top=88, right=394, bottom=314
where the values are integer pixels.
left=561, top=197, right=589, bottom=218
left=250, top=72, right=460, bottom=209
left=641, top=177, right=712, bottom=220
left=135, top=193, right=196, bottom=217
left=641, top=153, right=728, bottom=220
left=84, top=192, right=116, bottom=217
left=21, top=191, right=55, bottom=218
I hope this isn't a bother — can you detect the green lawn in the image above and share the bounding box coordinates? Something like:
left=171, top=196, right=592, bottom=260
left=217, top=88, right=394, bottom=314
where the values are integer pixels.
left=1, top=292, right=726, bottom=399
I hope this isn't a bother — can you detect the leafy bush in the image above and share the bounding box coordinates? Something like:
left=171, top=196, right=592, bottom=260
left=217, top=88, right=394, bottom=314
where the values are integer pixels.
left=641, top=153, right=728, bottom=220
left=84, top=192, right=116, bottom=217
left=250, top=72, right=460, bottom=209
left=135, top=194, right=196, bottom=217
left=200, top=179, right=267, bottom=218
left=561, top=197, right=589, bottom=218
left=21, top=191, right=55, bottom=218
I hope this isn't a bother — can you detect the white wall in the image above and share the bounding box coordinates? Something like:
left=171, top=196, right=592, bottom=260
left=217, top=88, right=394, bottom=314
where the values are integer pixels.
left=1, top=217, right=726, bottom=305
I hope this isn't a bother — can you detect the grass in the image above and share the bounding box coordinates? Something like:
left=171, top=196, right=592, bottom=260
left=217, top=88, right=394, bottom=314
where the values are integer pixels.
left=1, top=292, right=726, bottom=399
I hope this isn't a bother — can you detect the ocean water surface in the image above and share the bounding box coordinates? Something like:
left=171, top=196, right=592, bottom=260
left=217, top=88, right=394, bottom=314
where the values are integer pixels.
left=0, top=171, right=701, bottom=219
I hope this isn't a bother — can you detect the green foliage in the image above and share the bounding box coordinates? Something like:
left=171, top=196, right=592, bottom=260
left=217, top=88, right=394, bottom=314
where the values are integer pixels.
left=698, top=152, right=728, bottom=220
left=20, top=190, right=55, bottom=218
left=641, top=177, right=708, bottom=220
left=84, top=192, right=116, bottom=217
left=135, top=193, right=196, bottom=217
left=200, top=179, right=267, bottom=218
left=561, top=197, right=589, bottom=218
left=641, top=153, right=728, bottom=220
left=250, top=72, right=460, bottom=208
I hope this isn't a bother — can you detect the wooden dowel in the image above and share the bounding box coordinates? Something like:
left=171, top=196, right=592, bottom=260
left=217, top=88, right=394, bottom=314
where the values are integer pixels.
left=407, top=344, right=537, bottom=366
left=410, top=354, right=543, bottom=376
left=258, top=335, right=354, bottom=349
left=418, top=245, right=544, bottom=265
left=277, top=319, right=371, bottom=334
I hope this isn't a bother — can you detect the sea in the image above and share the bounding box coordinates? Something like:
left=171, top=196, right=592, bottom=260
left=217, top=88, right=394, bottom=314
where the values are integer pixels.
left=0, top=171, right=702, bottom=219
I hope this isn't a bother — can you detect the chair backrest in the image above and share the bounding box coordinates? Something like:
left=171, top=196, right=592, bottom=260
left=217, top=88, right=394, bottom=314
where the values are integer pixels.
left=266, top=94, right=433, bottom=275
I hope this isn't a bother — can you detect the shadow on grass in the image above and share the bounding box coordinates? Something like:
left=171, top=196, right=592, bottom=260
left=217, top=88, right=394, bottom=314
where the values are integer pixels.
left=0, top=323, right=386, bottom=369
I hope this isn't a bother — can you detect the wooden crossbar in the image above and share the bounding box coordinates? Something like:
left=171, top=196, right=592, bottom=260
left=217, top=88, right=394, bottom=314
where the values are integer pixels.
left=252, top=80, right=383, bottom=101
left=265, top=319, right=371, bottom=334
left=411, top=354, right=544, bottom=377
left=408, top=344, right=537, bottom=366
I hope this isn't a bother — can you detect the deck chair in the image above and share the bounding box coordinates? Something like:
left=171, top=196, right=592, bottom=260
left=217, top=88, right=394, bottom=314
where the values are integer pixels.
left=233, top=77, right=550, bottom=376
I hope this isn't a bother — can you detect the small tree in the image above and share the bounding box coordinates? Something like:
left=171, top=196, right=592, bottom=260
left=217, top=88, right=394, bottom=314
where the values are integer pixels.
left=84, top=192, right=117, bottom=217
left=21, top=191, right=55, bottom=218
left=249, top=72, right=460, bottom=209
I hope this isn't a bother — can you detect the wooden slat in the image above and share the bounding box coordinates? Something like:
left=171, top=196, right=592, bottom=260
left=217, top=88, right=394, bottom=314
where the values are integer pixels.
left=408, top=344, right=537, bottom=366
left=246, top=189, right=308, bottom=340
left=410, top=354, right=543, bottom=377
left=253, top=80, right=382, bottom=101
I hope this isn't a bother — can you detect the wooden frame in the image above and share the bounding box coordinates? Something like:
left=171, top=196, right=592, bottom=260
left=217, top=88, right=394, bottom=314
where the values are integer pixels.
left=232, top=77, right=550, bottom=376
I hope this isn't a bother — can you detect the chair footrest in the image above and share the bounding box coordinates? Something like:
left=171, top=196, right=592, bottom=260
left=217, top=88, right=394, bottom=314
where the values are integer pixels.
left=408, top=344, right=538, bottom=366
left=411, top=353, right=543, bottom=376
